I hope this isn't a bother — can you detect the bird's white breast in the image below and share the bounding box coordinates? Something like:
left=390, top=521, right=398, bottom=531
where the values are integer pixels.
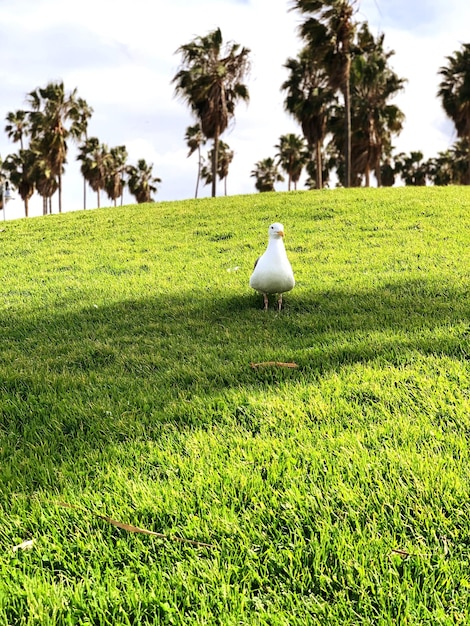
left=249, top=241, right=295, bottom=294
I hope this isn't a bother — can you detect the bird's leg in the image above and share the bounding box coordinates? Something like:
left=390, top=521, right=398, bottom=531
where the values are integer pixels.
left=263, top=293, right=269, bottom=311
left=277, top=293, right=283, bottom=311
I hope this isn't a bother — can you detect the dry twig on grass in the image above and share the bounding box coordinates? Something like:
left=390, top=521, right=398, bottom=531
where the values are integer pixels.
left=250, top=361, right=298, bottom=369
left=56, top=501, right=213, bottom=548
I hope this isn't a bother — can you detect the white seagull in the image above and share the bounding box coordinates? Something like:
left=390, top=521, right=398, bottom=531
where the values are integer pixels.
left=249, top=222, right=295, bottom=311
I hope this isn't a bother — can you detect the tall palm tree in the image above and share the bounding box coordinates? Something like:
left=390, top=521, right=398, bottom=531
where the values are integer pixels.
left=282, top=48, right=336, bottom=189
left=104, top=145, right=128, bottom=206
left=77, top=137, right=109, bottom=208
left=185, top=124, right=206, bottom=198
left=34, top=154, right=58, bottom=215
left=3, top=149, right=37, bottom=217
left=200, top=140, right=234, bottom=195
left=275, top=133, right=308, bottom=190
left=305, top=148, right=336, bottom=189
left=71, top=97, right=94, bottom=208
left=291, top=0, right=357, bottom=187
left=351, top=23, right=405, bottom=186
left=250, top=157, right=284, bottom=192
left=27, top=81, right=81, bottom=213
left=127, top=159, right=161, bottom=203
left=172, top=27, right=250, bottom=197
left=5, top=110, right=29, bottom=150
left=217, top=141, right=234, bottom=196
left=438, top=43, right=470, bottom=184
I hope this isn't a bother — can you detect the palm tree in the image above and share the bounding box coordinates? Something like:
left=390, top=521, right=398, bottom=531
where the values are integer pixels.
left=5, top=110, right=29, bottom=150
left=0, top=157, right=10, bottom=213
left=3, top=149, right=37, bottom=217
left=71, top=97, right=94, bottom=208
left=350, top=23, right=406, bottom=186
left=200, top=140, right=234, bottom=195
left=275, top=133, right=308, bottom=190
left=291, top=0, right=357, bottom=187
left=27, top=81, right=82, bottom=213
left=34, top=154, right=58, bottom=215
left=217, top=141, right=234, bottom=196
left=426, top=139, right=470, bottom=185
left=127, top=159, right=161, bottom=203
left=438, top=43, right=470, bottom=184
left=322, top=22, right=405, bottom=187
left=448, top=138, right=470, bottom=183
left=185, top=124, right=206, bottom=198
left=394, top=151, right=427, bottom=186
left=305, top=149, right=335, bottom=189
left=104, top=145, right=128, bottom=206
left=282, top=48, right=336, bottom=189
left=379, top=157, right=397, bottom=187
left=77, top=137, right=109, bottom=208
left=250, top=157, right=284, bottom=192
left=172, top=27, right=250, bottom=197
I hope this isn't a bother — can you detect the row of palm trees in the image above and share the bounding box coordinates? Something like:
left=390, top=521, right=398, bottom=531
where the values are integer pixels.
left=1, top=82, right=161, bottom=216
left=173, top=1, right=470, bottom=195
left=3, top=2, right=470, bottom=215
left=250, top=16, right=470, bottom=191
left=250, top=137, right=470, bottom=193
left=76, top=139, right=161, bottom=209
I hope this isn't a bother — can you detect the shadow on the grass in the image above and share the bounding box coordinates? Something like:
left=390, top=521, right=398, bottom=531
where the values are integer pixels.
left=1, top=277, right=469, bottom=489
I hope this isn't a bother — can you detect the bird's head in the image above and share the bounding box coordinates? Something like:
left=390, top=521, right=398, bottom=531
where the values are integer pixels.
left=269, top=222, right=285, bottom=239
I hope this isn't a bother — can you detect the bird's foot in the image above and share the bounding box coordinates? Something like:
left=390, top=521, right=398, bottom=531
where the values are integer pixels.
left=277, top=294, right=283, bottom=311
left=263, top=293, right=269, bottom=311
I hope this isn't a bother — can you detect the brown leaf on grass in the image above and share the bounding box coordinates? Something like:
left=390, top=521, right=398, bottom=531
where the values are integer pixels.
left=250, top=361, right=298, bottom=369
left=56, top=502, right=213, bottom=548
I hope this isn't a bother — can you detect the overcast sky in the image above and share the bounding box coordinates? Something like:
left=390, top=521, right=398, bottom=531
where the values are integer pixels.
left=1, top=0, right=469, bottom=220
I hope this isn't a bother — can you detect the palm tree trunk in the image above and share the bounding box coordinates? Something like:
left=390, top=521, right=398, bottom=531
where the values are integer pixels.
left=195, top=149, right=201, bottom=199
left=315, top=141, right=323, bottom=190
left=343, top=68, right=352, bottom=188
left=58, top=171, right=62, bottom=213
left=375, top=155, right=382, bottom=187
left=83, top=177, right=87, bottom=209
left=211, top=131, right=219, bottom=198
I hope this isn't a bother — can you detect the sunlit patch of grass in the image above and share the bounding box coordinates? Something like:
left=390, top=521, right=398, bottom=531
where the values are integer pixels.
left=1, top=186, right=470, bottom=624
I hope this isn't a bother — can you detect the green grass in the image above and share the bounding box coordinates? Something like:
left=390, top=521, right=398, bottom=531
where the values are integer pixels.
left=1, top=186, right=470, bottom=624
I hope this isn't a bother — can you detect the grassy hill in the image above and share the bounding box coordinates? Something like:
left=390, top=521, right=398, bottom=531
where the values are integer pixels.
left=1, top=186, right=470, bottom=624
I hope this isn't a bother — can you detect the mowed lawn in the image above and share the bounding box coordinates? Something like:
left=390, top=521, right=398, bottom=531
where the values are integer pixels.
left=1, top=186, right=470, bottom=624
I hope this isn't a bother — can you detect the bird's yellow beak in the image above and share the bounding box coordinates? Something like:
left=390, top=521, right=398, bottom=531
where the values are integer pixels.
left=277, top=230, right=285, bottom=237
